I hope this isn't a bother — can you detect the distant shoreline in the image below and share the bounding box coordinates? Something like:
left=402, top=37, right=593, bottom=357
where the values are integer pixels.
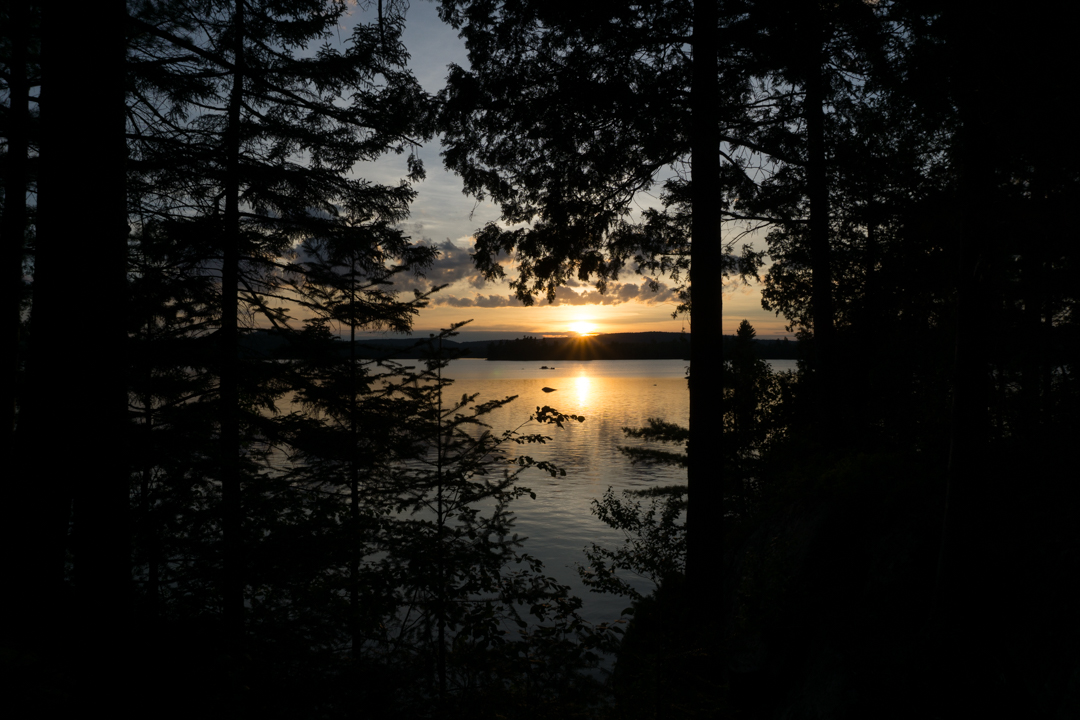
left=241, top=329, right=799, bottom=361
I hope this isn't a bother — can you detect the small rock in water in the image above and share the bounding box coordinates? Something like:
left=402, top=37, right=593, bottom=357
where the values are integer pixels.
left=542, top=387, right=556, bottom=393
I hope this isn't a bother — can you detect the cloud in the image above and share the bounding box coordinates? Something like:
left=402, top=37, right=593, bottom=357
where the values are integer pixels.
left=404, top=238, right=493, bottom=291
left=547, top=280, right=678, bottom=306
left=436, top=293, right=522, bottom=308
left=425, top=279, right=679, bottom=308
left=723, top=275, right=761, bottom=297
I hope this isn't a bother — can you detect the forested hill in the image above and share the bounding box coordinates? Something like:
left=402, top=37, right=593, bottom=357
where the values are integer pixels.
left=484, top=333, right=689, bottom=360
left=241, top=330, right=799, bottom=361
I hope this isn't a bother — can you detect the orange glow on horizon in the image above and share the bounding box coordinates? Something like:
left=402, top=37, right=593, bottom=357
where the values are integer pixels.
left=396, top=291, right=792, bottom=339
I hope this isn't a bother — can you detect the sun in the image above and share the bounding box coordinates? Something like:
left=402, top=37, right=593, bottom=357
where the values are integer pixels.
left=569, top=321, right=596, bottom=336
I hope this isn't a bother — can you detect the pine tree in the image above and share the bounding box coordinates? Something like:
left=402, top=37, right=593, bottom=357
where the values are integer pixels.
left=363, top=331, right=607, bottom=717
left=123, top=6, right=617, bottom=714
left=125, top=0, right=436, bottom=657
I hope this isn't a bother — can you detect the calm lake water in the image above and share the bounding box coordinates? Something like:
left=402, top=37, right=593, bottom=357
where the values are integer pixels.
left=440, top=359, right=690, bottom=623
left=274, top=357, right=796, bottom=625
left=433, top=358, right=796, bottom=623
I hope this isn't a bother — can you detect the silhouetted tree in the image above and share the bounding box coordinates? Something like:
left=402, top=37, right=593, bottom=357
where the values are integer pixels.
left=119, top=6, right=620, bottom=716
left=435, top=0, right=750, bottom=623
left=264, top=321, right=614, bottom=717
left=125, top=0, right=435, bottom=654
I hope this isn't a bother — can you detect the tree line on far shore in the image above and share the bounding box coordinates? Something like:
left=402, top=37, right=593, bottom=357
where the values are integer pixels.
left=238, top=329, right=797, bottom=361
left=482, top=333, right=798, bottom=361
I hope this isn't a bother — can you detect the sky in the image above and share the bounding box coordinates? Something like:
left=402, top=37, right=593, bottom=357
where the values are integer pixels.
left=335, top=2, right=789, bottom=342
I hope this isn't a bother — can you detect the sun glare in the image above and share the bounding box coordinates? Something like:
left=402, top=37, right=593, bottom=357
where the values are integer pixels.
left=569, top=321, right=596, bottom=336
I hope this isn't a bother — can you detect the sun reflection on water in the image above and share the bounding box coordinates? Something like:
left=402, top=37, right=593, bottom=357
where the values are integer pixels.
left=574, top=373, right=592, bottom=406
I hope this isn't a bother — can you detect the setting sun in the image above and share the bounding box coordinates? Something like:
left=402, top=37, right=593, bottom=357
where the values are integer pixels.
left=569, top=321, right=597, bottom=336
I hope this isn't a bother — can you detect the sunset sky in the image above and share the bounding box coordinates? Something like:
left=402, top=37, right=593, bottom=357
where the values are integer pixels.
left=337, top=2, right=789, bottom=342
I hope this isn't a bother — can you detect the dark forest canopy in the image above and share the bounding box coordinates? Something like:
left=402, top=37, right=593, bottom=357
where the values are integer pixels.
left=4, top=1, right=1080, bottom=717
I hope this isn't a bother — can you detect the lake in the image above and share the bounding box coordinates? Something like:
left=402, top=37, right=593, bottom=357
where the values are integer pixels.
left=436, top=359, right=688, bottom=622
left=272, top=356, right=796, bottom=625
left=432, top=357, right=796, bottom=624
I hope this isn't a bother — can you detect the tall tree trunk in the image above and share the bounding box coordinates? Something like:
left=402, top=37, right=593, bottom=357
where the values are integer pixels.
left=934, top=8, right=998, bottom=715
left=140, top=326, right=162, bottom=621
left=687, top=0, right=721, bottom=604
left=3, top=0, right=30, bottom=436
left=220, top=0, right=246, bottom=652
left=1018, top=177, right=1045, bottom=441
left=2, top=2, right=38, bottom=652
left=803, top=4, right=836, bottom=417
left=936, top=4, right=993, bottom=624
left=349, top=262, right=361, bottom=655
left=18, top=0, right=130, bottom=696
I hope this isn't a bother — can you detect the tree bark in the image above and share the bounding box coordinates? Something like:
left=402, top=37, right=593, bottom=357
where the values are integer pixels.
left=221, top=0, right=246, bottom=652
left=3, top=0, right=30, bottom=436
left=687, top=0, right=722, bottom=606
left=18, top=0, right=130, bottom=694
left=803, top=4, right=837, bottom=417
left=935, top=4, right=993, bottom=625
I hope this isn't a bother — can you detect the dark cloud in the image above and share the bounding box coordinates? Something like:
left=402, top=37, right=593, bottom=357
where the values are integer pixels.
left=438, top=293, right=520, bottom=308
left=547, top=280, right=678, bottom=306
left=426, top=279, right=678, bottom=308
left=474, top=294, right=521, bottom=308
left=403, top=239, right=491, bottom=291
left=430, top=293, right=522, bottom=308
